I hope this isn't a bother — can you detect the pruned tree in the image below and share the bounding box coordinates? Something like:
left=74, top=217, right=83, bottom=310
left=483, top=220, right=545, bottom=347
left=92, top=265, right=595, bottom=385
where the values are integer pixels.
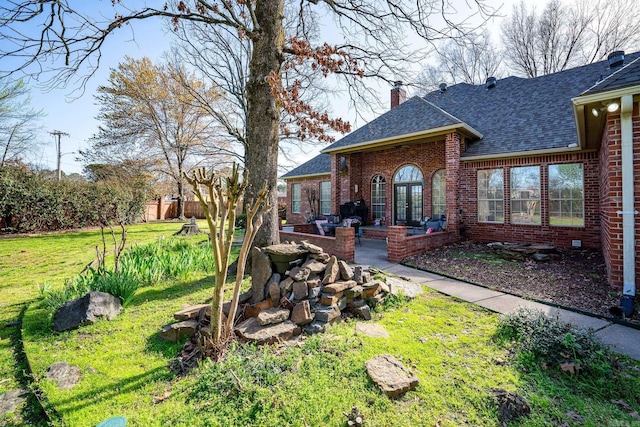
left=83, top=56, right=229, bottom=219
left=417, top=30, right=502, bottom=91
left=0, top=0, right=494, bottom=248
left=501, top=0, right=640, bottom=78
left=0, top=78, right=43, bottom=167
left=185, top=164, right=270, bottom=353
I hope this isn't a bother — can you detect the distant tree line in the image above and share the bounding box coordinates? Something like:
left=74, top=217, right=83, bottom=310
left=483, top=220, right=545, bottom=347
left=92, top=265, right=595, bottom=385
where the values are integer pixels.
left=0, top=164, right=151, bottom=233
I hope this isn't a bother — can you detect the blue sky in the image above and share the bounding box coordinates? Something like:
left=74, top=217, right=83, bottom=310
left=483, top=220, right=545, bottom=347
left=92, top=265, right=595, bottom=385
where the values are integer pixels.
left=7, top=0, right=538, bottom=175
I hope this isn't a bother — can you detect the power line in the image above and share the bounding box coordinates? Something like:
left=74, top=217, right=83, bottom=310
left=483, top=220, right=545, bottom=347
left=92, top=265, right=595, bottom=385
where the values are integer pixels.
left=49, top=130, right=70, bottom=181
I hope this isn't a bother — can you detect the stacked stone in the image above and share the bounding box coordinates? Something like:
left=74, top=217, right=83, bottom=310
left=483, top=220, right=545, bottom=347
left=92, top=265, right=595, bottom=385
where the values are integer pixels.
left=234, top=241, right=387, bottom=344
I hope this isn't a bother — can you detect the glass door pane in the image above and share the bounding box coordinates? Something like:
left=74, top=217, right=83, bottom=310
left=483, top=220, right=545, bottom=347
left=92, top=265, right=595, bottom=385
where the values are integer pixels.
left=395, top=185, right=407, bottom=222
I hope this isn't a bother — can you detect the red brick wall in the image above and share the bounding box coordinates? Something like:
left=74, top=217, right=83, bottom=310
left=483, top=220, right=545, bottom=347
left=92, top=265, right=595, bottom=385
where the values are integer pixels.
left=459, top=152, right=601, bottom=249
left=599, top=102, right=640, bottom=289
left=338, top=138, right=447, bottom=224
left=387, top=226, right=459, bottom=262
left=285, top=175, right=331, bottom=224
left=279, top=226, right=355, bottom=261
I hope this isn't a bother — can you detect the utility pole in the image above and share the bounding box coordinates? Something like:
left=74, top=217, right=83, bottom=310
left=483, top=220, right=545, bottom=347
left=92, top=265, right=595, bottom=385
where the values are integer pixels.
left=50, top=130, right=69, bottom=181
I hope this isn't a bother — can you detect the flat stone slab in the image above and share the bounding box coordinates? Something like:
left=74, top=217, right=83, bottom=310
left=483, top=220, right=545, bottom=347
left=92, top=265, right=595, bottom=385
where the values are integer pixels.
left=256, top=307, right=290, bottom=326
left=386, top=277, right=423, bottom=298
left=365, top=354, right=419, bottom=398
left=0, top=388, right=28, bottom=416
left=235, top=317, right=300, bottom=344
left=173, top=304, right=209, bottom=321
left=159, top=319, right=198, bottom=343
left=45, top=362, right=81, bottom=390
left=263, top=243, right=308, bottom=256
left=356, top=322, right=388, bottom=337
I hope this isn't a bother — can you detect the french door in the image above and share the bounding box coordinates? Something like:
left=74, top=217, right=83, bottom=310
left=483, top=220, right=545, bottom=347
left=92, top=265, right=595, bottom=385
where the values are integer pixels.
left=394, top=183, right=423, bottom=226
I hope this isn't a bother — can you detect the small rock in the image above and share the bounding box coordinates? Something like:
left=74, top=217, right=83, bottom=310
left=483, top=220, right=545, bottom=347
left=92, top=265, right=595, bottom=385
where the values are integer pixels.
left=347, top=298, right=367, bottom=309
left=306, top=275, right=322, bottom=288
left=532, top=253, right=550, bottom=262
left=291, top=300, right=314, bottom=325
left=320, top=292, right=343, bottom=306
left=292, top=281, right=309, bottom=300
left=45, top=362, right=82, bottom=390
left=159, top=319, right=198, bottom=343
left=0, top=388, right=28, bottom=416
left=279, top=277, right=294, bottom=295
left=290, top=266, right=311, bottom=282
left=322, top=256, right=340, bottom=285
left=269, top=281, right=281, bottom=304
left=353, top=266, right=364, bottom=284
left=303, top=320, right=326, bottom=334
left=301, top=241, right=323, bottom=254
left=324, top=280, right=357, bottom=294
left=491, top=388, right=531, bottom=423
left=314, top=304, right=341, bottom=322
left=235, top=318, right=301, bottom=344
left=353, top=305, right=372, bottom=320
left=361, top=271, right=372, bottom=284
left=362, top=281, right=382, bottom=297
left=245, top=299, right=273, bottom=318
left=256, top=308, right=291, bottom=326
left=336, top=296, right=347, bottom=311
left=308, top=286, right=322, bottom=299
left=302, top=259, right=327, bottom=274
left=345, top=285, right=363, bottom=299
left=365, top=354, right=419, bottom=398
left=174, top=304, right=210, bottom=320
left=356, top=322, right=389, bottom=337
left=310, top=252, right=331, bottom=262
left=338, top=261, right=354, bottom=280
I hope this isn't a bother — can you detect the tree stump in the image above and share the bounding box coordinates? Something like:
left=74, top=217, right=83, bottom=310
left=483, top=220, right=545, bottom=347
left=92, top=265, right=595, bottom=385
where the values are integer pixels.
left=174, top=217, right=203, bottom=236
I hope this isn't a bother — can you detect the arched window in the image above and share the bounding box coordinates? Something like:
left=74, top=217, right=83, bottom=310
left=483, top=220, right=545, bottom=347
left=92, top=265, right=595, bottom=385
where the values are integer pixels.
left=371, top=175, right=386, bottom=220
left=393, top=165, right=423, bottom=183
left=432, top=169, right=446, bottom=219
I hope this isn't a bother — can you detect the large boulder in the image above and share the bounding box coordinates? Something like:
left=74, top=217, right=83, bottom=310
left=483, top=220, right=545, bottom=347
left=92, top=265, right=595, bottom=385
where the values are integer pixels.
left=53, top=292, right=122, bottom=332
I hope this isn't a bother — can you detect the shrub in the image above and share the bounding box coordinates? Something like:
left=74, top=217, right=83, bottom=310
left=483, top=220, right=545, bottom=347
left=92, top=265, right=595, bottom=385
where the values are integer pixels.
left=495, top=307, right=609, bottom=372
left=0, top=165, right=150, bottom=233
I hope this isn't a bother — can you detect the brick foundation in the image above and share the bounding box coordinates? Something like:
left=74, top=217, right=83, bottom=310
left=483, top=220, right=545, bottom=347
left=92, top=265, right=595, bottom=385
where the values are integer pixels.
left=387, top=226, right=460, bottom=262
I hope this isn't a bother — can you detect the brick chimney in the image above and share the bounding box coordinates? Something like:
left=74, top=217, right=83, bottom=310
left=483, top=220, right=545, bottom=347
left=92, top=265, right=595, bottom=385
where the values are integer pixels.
left=390, top=80, right=406, bottom=109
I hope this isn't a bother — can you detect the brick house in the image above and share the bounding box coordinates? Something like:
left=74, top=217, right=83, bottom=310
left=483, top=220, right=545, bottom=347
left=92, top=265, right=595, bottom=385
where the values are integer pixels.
left=282, top=51, right=640, bottom=300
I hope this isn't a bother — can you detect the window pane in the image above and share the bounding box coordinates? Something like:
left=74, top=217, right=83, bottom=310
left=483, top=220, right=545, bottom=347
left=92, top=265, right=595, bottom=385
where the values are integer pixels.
left=394, top=165, right=423, bottom=183
left=431, top=169, right=446, bottom=219
left=477, top=169, right=504, bottom=223
left=319, top=181, right=331, bottom=215
left=511, top=166, right=541, bottom=224
left=548, top=164, right=584, bottom=227
left=291, top=183, right=301, bottom=214
left=371, top=175, right=386, bottom=220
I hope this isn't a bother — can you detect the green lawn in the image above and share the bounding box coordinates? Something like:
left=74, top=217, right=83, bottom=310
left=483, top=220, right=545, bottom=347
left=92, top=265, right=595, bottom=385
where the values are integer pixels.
left=0, top=221, right=209, bottom=424
left=2, top=223, right=640, bottom=426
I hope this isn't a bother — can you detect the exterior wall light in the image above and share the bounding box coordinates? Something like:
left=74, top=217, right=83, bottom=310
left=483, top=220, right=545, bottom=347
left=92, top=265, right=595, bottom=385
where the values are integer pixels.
left=607, top=102, right=620, bottom=113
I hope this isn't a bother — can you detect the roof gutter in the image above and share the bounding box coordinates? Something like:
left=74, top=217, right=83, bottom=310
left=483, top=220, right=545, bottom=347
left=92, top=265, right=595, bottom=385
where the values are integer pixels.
left=281, top=172, right=331, bottom=180
left=321, top=123, right=483, bottom=155
left=460, top=146, right=584, bottom=162
left=620, top=95, right=637, bottom=315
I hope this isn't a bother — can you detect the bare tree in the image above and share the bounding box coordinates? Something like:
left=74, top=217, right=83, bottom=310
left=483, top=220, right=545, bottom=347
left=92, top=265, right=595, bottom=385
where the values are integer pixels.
left=0, top=78, right=43, bottom=167
left=0, top=0, right=493, bottom=247
left=417, top=30, right=501, bottom=91
left=83, top=56, right=227, bottom=219
left=502, top=0, right=640, bottom=78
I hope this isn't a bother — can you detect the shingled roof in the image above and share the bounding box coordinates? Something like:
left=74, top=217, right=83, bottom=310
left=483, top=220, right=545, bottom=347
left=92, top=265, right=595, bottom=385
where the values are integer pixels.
left=322, top=51, right=640, bottom=158
left=582, top=56, right=640, bottom=95
left=281, top=153, right=331, bottom=179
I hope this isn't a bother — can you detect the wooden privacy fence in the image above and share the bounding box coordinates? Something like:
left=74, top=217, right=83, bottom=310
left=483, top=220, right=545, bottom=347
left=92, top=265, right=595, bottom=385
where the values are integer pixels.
left=143, top=199, right=242, bottom=221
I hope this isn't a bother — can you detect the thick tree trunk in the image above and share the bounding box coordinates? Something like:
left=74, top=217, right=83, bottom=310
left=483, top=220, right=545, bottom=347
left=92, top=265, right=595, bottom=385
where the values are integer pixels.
left=245, top=0, right=284, bottom=248
left=177, top=178, right=186, bottom=220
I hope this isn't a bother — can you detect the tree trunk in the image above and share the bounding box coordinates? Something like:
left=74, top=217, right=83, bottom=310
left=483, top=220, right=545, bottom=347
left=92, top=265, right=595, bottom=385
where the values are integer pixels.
left=245, top=0, right=284, bottom=248
left=177, top=178, right=186, bottom=220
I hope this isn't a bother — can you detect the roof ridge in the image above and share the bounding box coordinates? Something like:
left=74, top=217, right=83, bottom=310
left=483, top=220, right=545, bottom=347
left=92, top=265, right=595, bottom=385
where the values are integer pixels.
left=581, top=55, right=640, bottom=95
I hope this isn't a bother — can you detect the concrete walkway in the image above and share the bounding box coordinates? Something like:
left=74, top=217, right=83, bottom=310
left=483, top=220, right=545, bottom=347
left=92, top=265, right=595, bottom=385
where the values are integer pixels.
left=354, top=238, right=640, bottom=361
